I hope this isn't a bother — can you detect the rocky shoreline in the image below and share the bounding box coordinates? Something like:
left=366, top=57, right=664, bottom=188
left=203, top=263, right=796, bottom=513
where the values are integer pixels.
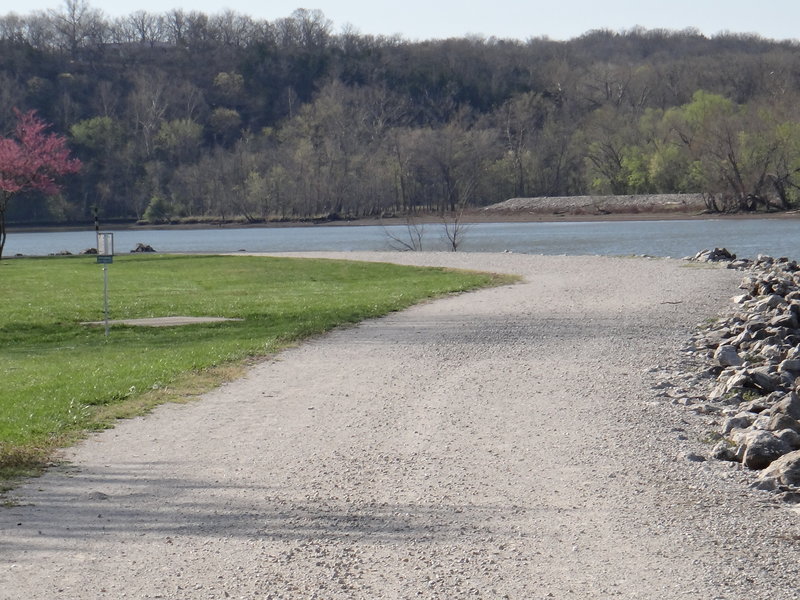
left=657, top=248, right=800, bottom=502
left=482, top=193, right=708, bottom=216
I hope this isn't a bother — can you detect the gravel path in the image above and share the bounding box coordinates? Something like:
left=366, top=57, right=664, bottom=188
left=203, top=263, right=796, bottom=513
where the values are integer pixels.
left=2, top=252, right=800, bottom=600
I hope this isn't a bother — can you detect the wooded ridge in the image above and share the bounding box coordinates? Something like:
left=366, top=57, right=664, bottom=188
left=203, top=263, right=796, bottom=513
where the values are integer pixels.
left=2, top=0, right=800, bottom=224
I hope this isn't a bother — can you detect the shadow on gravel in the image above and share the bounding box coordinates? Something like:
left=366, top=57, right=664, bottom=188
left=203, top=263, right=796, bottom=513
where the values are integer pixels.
left=350, top=312, right=668, bottom=349
left=2, top=462, right=521, bottom=555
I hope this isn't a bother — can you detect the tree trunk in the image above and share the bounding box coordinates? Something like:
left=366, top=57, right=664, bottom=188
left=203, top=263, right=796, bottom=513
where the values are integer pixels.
left=702, top=192, right=720, bottom=212
left=0, top=214, right=6, bottom=261
left=0, top=193, right=9, bottom=261
left=769, top=174, right=791, bottom=210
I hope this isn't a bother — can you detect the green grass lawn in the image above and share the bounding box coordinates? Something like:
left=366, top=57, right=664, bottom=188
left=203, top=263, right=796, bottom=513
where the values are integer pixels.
left=1, top=254, right=510, bottom=480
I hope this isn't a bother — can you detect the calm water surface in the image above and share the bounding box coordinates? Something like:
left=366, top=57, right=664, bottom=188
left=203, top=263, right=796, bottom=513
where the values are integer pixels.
left=5, top=218, right=799, bottom=259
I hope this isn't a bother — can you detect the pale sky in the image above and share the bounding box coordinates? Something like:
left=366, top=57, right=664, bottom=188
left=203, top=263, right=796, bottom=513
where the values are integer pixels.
left=3, top=0, right=799, bottom=42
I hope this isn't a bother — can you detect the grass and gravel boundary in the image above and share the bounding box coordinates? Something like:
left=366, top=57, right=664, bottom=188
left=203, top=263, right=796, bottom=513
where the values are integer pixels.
left=0, top=253, right=514, bottom=485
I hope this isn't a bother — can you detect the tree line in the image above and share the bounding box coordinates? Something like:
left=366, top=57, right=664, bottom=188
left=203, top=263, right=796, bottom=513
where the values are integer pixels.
left=2, top=0, right=800, bottom=225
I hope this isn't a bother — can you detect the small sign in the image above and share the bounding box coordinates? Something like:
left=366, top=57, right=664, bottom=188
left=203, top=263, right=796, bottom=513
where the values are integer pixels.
left=97, top=255, right=113, bottom=264
left=97, top=232, right=114, bottom=256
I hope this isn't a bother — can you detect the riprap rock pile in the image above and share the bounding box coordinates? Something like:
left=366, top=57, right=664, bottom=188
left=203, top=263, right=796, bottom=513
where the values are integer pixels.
left=688, top=253, right=800, bottom=501
left=686, top=247, right=751, bottom=269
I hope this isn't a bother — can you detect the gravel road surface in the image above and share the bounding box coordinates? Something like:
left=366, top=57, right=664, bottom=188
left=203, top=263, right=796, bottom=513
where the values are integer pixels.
left=2, top=252, right=799, bottom=599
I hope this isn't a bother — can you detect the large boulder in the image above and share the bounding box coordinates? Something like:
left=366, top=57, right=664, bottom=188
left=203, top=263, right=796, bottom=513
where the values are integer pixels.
left=741, top=430, right=790, bottom=470
left=767, top=413, right=800, bottom=434
left=770, top=392, right=800, bottom=420
left=711, top=441, right=738, bottom=462
left=693, top=247, right=736, bottom=262
left=722, top=413, right=755, bottom=434
left=770, top=312, right=798, bottom=329
left=756, top=450, right=800, bottom=487
left=749, top=367, right=782, bottom=393
left=714, top=345, right=743, bottom=367
left=708, top=370, right=749, bottom=400
left=131, top=242, right=156, bottom=253
left=778, top=359, right=800, bottom=373
left=760, top=294, right=786, bottom=310
left=775, top=429, right=800, bottom=451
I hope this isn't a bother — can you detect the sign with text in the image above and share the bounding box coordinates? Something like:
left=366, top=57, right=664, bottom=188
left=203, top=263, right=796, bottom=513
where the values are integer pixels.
left=97, top=232, right=114, bottom=257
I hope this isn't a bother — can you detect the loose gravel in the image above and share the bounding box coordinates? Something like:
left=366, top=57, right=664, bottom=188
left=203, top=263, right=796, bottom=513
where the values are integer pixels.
left=2, top=252, right=799, bottom=600
left=482, top=194, right=707, bottom=216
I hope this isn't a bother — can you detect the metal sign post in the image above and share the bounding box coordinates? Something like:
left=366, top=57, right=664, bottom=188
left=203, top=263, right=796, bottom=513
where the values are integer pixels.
left=96, top=233, right=114, bottom=337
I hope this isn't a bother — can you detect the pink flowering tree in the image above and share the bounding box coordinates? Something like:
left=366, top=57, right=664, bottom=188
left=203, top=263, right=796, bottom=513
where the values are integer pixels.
left=0, top=109, right=81, bottom=260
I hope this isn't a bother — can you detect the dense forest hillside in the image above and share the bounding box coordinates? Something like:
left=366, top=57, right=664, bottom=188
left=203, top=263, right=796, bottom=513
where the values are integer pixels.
left=2, top=0, right=800, bottom=224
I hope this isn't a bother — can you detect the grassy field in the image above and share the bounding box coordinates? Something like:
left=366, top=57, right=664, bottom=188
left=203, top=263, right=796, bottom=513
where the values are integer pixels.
left=1, top=254, right=510, bottom=480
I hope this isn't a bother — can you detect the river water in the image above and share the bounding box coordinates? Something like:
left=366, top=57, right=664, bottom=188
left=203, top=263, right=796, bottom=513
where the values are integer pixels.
left=4, top=218, right=799, bottom=259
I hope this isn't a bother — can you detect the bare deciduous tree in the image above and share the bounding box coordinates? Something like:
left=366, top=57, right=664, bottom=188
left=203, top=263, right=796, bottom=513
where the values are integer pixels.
left=442, top=206, right=470, bottom=252
left=382, top=215, right=425, bottom=251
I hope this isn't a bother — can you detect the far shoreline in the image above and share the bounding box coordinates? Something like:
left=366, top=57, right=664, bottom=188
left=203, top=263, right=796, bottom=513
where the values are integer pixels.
left=8, top=208, right=800, bottom=234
